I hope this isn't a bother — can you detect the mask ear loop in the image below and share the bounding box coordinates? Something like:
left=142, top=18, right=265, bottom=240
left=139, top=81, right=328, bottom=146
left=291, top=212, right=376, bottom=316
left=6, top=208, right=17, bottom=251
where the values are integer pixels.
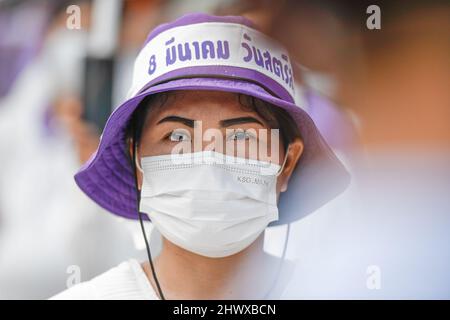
left=132, top=135, right=166, bottom=300
left=134, top=144, right=144, bottom=174
left=275, top=145, right=290, bottom=177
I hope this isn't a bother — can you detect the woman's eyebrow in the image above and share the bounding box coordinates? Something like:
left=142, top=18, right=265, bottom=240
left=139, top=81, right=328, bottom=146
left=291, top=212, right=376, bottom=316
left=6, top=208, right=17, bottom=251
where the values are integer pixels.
left=157, top=116, right=195, bottom=128
left=220, top=117, right=264, bottom=127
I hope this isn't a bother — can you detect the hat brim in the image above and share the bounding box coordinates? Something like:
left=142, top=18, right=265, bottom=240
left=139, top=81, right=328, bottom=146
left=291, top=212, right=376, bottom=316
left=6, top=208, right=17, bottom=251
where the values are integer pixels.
left=74, top=77, right=350, bottom=226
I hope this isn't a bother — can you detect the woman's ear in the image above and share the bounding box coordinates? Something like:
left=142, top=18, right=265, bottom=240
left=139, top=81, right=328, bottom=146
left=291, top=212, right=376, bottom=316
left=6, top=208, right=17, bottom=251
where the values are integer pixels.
left=279, top=138, right=304, bottom=192
left=129, top=140, right=143, bottom=191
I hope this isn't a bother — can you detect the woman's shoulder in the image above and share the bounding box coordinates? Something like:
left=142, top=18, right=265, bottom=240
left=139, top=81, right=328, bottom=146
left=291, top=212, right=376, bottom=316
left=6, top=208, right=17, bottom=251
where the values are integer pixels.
left=50, top=259, right=159, bottom=300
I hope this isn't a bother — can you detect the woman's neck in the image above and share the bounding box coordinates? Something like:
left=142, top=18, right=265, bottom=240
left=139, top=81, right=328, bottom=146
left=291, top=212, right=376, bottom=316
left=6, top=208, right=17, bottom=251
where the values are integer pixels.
left=143, top=233, right=275, bottom=299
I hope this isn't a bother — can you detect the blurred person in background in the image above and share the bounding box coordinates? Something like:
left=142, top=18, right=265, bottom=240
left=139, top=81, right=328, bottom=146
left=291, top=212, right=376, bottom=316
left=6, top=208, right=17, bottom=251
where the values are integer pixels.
left=266, top=0, right=450, bottom=298
left=269, top=0, right=449, bottom=151
left=0, top=0, right=140, bottom=299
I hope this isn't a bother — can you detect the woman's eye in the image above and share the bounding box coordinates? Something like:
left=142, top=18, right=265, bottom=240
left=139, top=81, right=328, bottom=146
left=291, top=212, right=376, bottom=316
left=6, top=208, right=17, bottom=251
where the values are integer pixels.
left=228, top=130, right=255, bottom=141
left=168, top=130, right=191, bottom=142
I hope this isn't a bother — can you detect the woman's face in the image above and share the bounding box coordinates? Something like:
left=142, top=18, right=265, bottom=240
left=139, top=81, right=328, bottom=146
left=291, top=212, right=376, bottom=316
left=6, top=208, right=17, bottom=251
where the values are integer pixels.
left=135, top=90, right=303, bottom=196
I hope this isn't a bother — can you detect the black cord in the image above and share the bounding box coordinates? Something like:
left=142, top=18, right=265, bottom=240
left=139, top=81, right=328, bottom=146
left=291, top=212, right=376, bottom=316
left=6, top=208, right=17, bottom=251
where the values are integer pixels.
left=132, top=136, right=166, bottom=300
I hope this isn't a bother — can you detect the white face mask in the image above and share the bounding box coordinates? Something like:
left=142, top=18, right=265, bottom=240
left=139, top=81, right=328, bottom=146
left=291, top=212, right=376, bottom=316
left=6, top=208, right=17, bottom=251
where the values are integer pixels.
left=136, top=151, right=284, bottom=258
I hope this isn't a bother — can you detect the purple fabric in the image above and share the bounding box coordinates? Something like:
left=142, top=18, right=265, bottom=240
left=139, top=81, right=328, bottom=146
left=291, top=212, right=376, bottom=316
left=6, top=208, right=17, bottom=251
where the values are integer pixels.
left=137, top=65, right=295, bottom=104
left=143, top=13, right=257, bottom=47
left=75, top=14, right=350, bottom=226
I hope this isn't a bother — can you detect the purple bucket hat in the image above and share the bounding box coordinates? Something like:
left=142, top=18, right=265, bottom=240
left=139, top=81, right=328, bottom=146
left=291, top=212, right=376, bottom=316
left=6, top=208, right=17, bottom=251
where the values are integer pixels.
left=75, top=13, right=350, bottom=226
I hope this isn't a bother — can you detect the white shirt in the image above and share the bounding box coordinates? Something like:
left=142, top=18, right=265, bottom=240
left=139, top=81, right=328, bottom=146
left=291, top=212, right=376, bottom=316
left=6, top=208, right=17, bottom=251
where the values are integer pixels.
left=51, top=259, right=159, bottom=300
left=51, top=256, right=295, bottom=300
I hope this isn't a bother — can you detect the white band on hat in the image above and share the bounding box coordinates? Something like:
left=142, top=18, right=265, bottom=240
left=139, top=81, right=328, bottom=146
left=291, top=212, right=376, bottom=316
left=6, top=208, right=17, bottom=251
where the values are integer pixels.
left=128, top=22, right=295, bottom=101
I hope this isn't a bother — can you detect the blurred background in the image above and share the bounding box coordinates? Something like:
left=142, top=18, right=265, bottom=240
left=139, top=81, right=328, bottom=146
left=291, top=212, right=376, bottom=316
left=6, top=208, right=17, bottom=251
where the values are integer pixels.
left=0, top=0, right=449, bottom=299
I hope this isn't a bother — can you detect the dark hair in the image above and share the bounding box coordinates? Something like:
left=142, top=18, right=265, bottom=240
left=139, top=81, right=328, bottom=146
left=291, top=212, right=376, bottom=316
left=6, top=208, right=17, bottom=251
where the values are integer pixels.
left=125, top=93, right=170, bottom=152
left=125, top=92, right=302, bottom=158
left=237, top=94, right=302, bottom=148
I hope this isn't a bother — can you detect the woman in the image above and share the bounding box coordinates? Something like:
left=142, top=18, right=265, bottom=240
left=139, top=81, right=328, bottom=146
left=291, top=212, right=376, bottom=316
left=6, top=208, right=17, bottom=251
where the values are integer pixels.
left=52, top=13, right=349, bottom=300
